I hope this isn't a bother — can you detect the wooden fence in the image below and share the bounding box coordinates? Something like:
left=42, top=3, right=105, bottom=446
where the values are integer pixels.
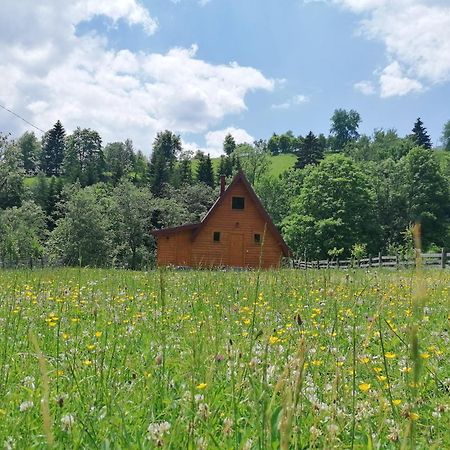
left=291, top=249, right=449, bottom=270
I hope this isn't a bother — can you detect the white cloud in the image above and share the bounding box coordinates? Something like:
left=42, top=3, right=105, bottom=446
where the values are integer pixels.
left=0, top=0, right=273, bottom=153
left=331, top=0, right=450, bottom=96
left=379, top=61, right=423, bottom=97
left=271, top=93, right=309, bottom=109
left=354, top=80, right=376, bottom=95
left=204, top=127, right=254, bottom=157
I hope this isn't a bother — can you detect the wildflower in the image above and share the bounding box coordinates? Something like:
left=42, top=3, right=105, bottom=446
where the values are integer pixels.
left=327, top=423, right=339, bottom=436
left=269, top=336, right=280, bottom=345
left=223, top=417, right=233, bottom=436
left=242, top=438, right=253, bottom=450
left=147, top=421, right=171, bottom=446
left=22, top=376, right=35, bottom=390
left=196, top=383, right=207, bottom=390
left=385, top=352, right=396, bottom=359
left=61, top=414, right=75, bottom=432
left=95, top=331, right=102, bottom=338
left=409, top=412, right=420, bottom=421
left=360, top=357, right=370, bottom=364
left=310, top=425, right=322, bottom=439
left=198, top=402, right=210, bottom=419
left=393, top=399, right=402, bottom=406
left=19, top=400, right=34, bottom=412
left=83, top=359, right=92, bottom=366
left=359, top=383, right=371, bottom=392
left=420, top=352, right=430, bottom=359
left=311, top=360, right=322, bottom=366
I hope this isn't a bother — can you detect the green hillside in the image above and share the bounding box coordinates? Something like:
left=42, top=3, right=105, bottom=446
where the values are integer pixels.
left=211, top=153, right=297, bottom=178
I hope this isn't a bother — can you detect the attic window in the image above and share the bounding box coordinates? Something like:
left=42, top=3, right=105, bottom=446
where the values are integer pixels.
left=254, top=233, right=261, bottom=244
left=213, top=231, right=221, bottom=242
left=232, top=197, right=245, bottom=210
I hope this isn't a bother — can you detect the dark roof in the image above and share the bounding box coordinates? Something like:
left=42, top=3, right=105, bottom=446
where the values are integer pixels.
left=152, top=171, right=291, bottom=256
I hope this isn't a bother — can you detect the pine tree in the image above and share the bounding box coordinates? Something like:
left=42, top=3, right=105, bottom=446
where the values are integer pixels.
left=223, top=133, right=236, bottom=156
left=196, top=153, right=215, bottom=187
left=295, top=131, right=324, bottom=169
left=148, top=131, right=182, bottom=195
left=179, top=158, right=193, bottom=185
left=411, top=117, right=432, bottom=149
left=41, top=120, right=66, bottom=176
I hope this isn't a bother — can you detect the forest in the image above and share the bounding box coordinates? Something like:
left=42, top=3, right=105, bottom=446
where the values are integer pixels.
left=1, top=109, right=450, bottom=269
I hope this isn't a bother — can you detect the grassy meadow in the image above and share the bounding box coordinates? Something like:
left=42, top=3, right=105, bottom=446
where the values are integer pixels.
left=0, top=267, right=449, bottom=449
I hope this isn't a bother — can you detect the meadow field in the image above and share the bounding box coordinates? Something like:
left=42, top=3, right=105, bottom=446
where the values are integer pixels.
left=0, top=267, right=448, bottom=449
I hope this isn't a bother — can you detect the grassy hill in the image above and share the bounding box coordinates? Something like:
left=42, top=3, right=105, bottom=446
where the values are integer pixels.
left=211, top=153, right=297, bottom=178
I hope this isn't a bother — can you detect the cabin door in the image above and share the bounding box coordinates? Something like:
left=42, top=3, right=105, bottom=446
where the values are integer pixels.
left=228, top=233, right=244, bottom=267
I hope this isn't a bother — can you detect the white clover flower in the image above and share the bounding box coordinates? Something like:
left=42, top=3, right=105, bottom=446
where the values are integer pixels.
left=22, top=376, right=35, bottom=390
left=310, top=425, right=322, bottom=439
left=61, top=414, right=75, bottom=432
left=19, top=400, right=34, bottom=412
left=147, top=421, right=171, bottom=446
left=223, top=417, right=233, bottom=436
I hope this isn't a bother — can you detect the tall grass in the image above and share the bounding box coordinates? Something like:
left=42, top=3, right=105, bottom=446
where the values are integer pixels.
left=0, top=267, right=448, bottom=448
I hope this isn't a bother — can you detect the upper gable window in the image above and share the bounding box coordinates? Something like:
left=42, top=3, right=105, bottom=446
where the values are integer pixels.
left=232, top=196, right=245, bottom=210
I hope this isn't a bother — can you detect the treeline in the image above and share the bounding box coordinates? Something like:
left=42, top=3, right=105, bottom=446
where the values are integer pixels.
left=1, top=110, right=450, bottom=267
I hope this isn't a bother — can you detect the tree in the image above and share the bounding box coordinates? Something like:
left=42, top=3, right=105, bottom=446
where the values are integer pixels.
left=17, top=131, right=40, bottom=174
left=109, top=181, right=155, bottom=269
left=234, top=141, right=271, bottom=185
left=267, top=134, right=280, bottom=155
left=41, top=120, right=65, bottom=176
left=399, top=147, right=449, bottom=247
left=223, top=133, right=236, bottom=156
left=441, top=120, right=450, bottom=151
left=282, top=154, right=380, bottom=258
left=47, top=184, right=111, bottom=266
left=177, top=152, right=194, bottom=186
left=364, top=159, right=408, bottom=249
left=278, top=131, right=297, bottom=154
left=0, top=135, right=24, bottom=209
left=330, top=109, right=361, bottom=151
left=148, top=131, right=182, bottom=195
left=295, top=131, right=324, bottom=169
left=64, top=128, right=105, bottom=185
left=104, top=141, right=135, bottom=183
left=411, top=117, right=432, bottom=150
left=196, top=152, right=215, bottom=187
left=0, top=200, right=46, bottom=265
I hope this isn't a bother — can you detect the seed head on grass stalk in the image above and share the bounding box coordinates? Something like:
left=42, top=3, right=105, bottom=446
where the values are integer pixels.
left=266, top=338, right=307, bottom=450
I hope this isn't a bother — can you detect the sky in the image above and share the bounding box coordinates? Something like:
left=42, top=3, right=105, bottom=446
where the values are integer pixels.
left=1, top=0, right=449, bottom=156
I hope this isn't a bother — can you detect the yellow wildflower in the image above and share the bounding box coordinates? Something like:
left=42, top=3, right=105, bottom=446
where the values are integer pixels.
left=359, top=383, right=371, bottom=392
left=269, top=336, right=280, bottom=345
left=196, top=383, right=207, bottom=390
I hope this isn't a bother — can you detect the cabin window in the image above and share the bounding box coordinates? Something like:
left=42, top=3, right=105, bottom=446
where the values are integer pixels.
left=213, top=231, right=221, bottom=242
left=232, top=197, right=245, bottom=210
left=254, top=233, right=261, bottom=244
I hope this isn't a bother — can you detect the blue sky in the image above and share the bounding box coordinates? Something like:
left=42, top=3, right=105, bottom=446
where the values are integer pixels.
left=1, top=0, right=449, bottom=155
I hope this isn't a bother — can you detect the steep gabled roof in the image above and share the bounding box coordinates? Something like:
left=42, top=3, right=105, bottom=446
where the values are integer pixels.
left=152, top=171, right=290, bottom=257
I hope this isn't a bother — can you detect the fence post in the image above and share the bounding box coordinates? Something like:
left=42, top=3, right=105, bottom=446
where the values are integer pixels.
left=337, top=258, right=340, bottom=269
left=326, top=259, right=330, bottom=269
left=378, top=252, right=382, bottom=268
left=368, top=255, right=372, bottom=268
left=396, top=254, right=399, bottom=270
left=442, top=248, right=446, bottom=269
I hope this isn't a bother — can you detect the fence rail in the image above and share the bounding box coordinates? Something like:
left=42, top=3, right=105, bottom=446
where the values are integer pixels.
left=291, top=249, right=449, bottom=270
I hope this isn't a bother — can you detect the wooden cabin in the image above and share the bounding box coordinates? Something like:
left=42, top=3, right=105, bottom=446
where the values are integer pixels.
left=152, top=171, right=290, bottom=268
